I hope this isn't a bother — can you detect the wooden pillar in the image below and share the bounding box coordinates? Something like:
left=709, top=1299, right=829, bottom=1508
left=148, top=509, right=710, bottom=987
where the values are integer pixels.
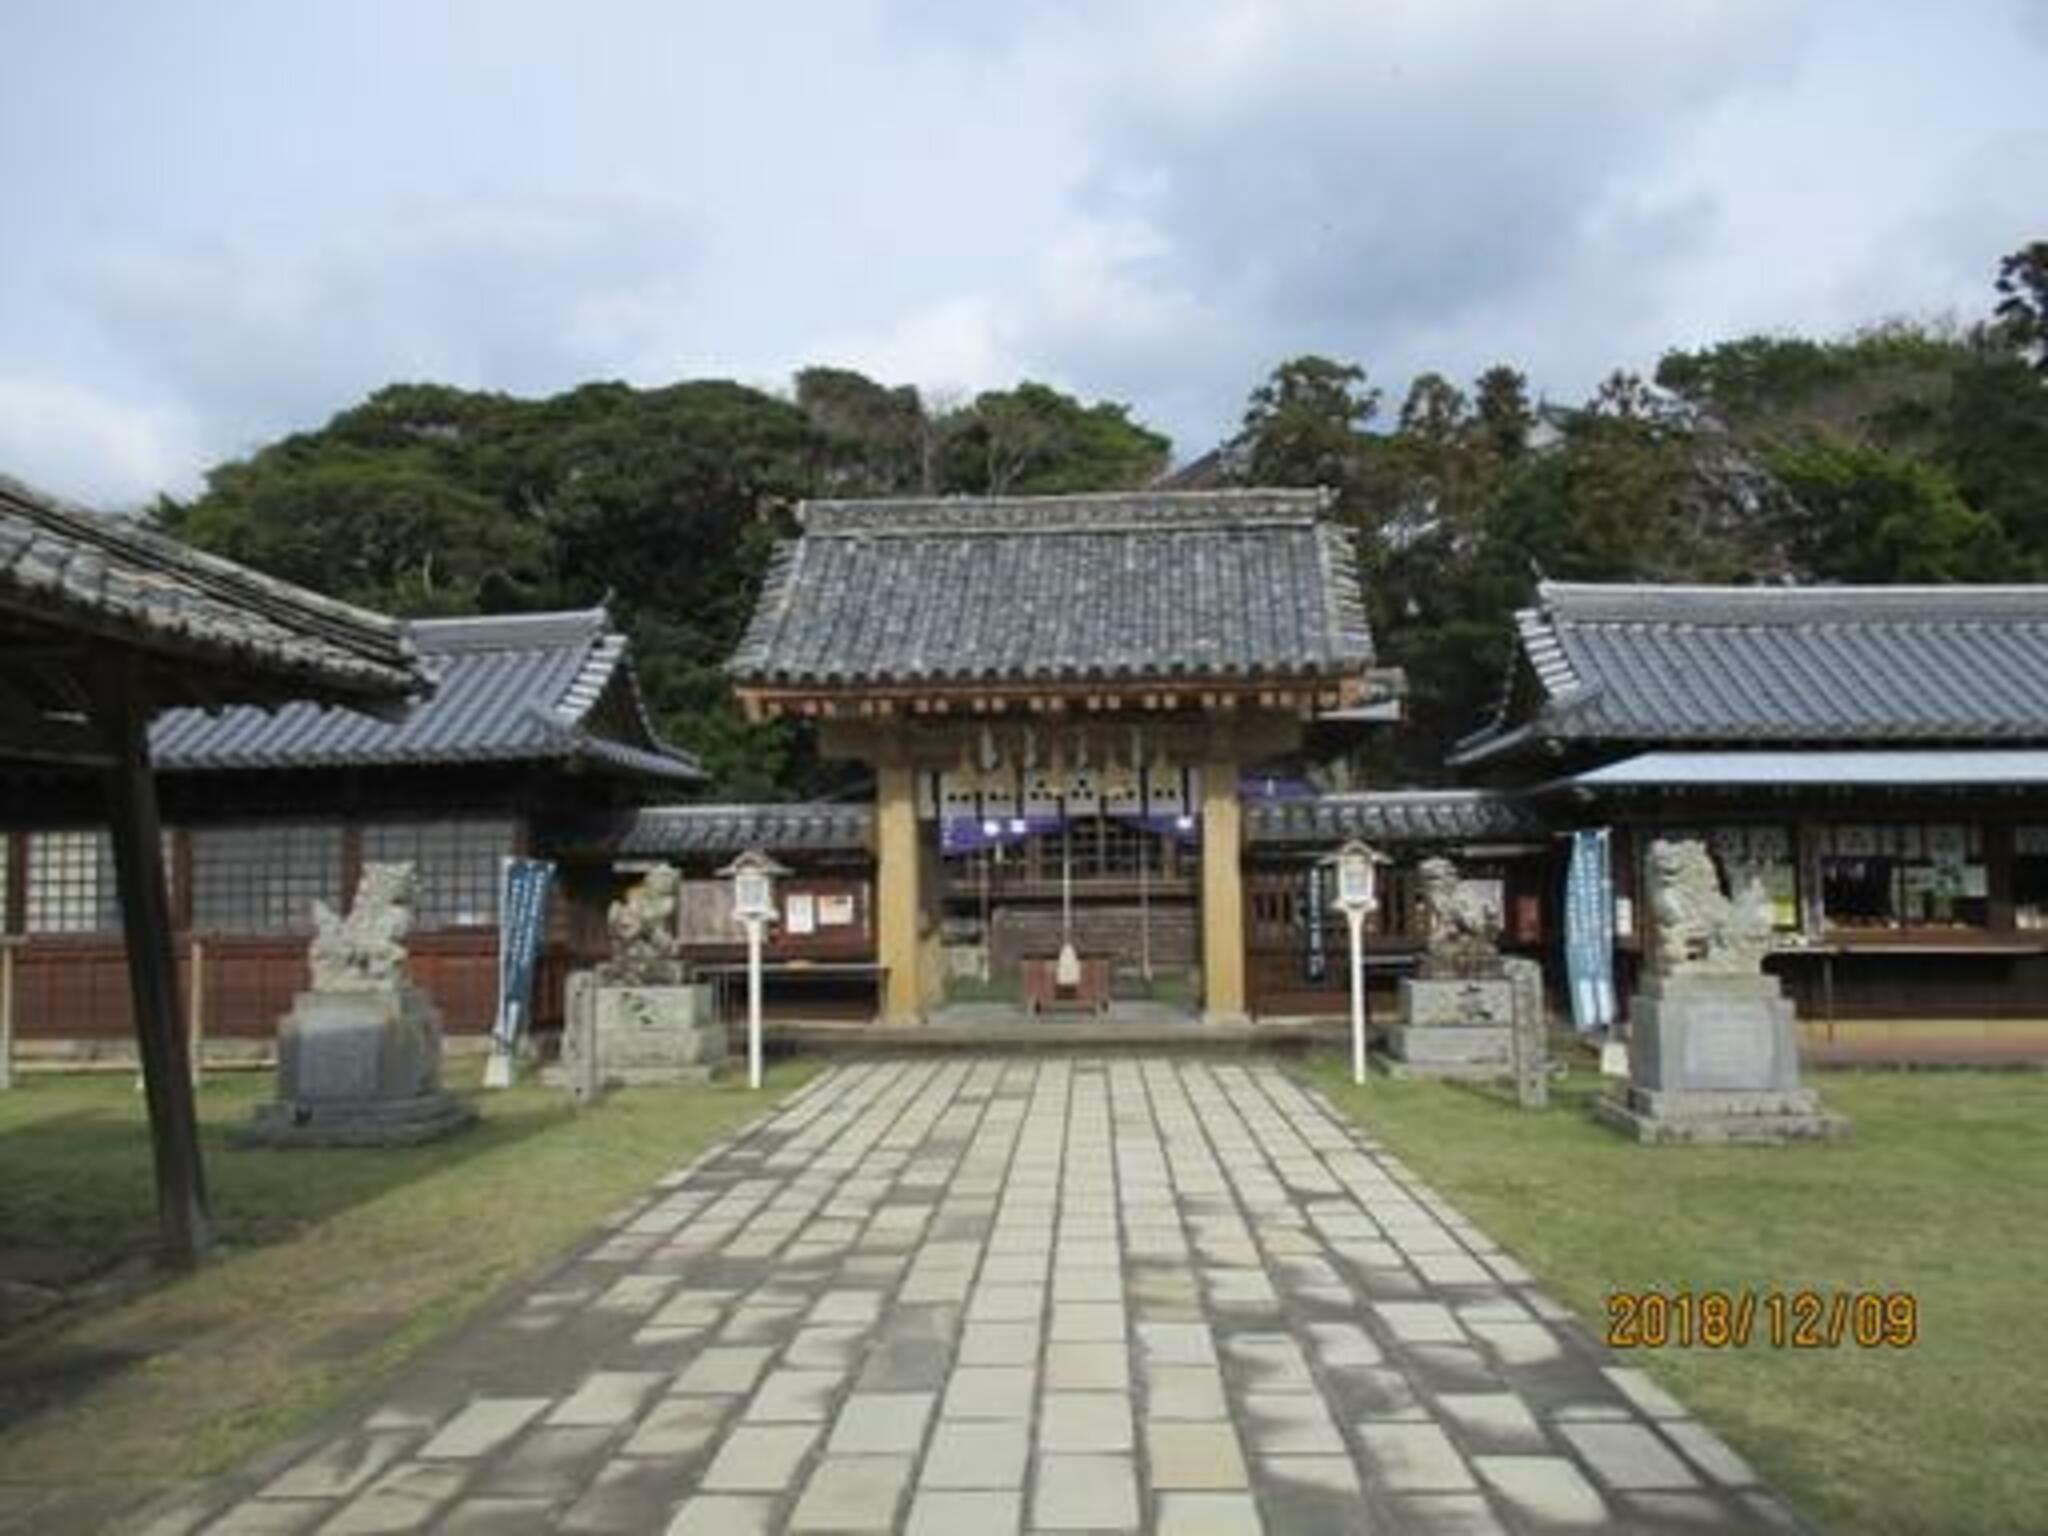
left=875, top=760, right=924, bottom=1024
left=1797, top=820, right=1827, bottom=942
left=1986, top=821, right=2016, bottom=933
left=99, top=662, right=210, bottom=1267
left=1, top=937, right=14, bottom=1091
left=1200, top=758, right=1247, bottom=1022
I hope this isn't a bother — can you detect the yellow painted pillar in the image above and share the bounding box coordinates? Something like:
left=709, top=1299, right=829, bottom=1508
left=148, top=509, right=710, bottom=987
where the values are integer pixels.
left=1200, top=758, right=1247, bottom=1022
left=875, top=761, right=925, bottom=1024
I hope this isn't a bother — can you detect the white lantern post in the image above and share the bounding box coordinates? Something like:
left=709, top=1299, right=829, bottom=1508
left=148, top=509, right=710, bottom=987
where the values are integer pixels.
left=1328, top=840, right=1381, bottom=1086
left=719, top=850, right=789, bottom=1090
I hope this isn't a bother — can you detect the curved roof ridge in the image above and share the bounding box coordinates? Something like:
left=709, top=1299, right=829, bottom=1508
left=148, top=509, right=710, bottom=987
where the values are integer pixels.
left=801, top=487, right=1335, bottom=536
left=1538, top=580, right=2048, bottom=625
left=1309, top=787, right=1518, bottom=803
left=405, top=605, right=610, bottom=652
left=1, top=472, right=419, bottom=703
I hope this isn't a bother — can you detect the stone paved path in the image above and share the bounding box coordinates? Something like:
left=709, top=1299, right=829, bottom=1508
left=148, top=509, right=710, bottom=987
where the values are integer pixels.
left=156, top=1060, right=1809, bottom=1534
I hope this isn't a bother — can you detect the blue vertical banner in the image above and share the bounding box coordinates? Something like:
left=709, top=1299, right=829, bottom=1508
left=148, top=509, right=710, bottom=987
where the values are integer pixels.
left=1302, top=864, right=1328, bottom=983
left=1564, top=828, right=1616, bottom=1036
left=493, top=857, right=556, bottom=1054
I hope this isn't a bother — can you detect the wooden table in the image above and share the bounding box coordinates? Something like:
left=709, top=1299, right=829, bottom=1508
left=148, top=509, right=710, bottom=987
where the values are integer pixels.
left=1020, top=952, right=1112, bottom=1014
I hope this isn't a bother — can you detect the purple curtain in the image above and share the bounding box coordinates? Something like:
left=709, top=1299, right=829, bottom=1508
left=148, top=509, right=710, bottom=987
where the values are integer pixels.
left=939, top=809, right=1199, bottom=856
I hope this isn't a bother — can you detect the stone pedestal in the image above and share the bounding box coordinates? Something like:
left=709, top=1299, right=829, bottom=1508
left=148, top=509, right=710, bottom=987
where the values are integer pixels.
left=558, top=973, right=724, bottom=1090
left=1598, top=974, right=1850, bottom=1144
left=1502, top=956, right=1550, bottom=1109
left=1387, top=976, right=1516, bottom=1077
left=237, top=985, right=475, bottom=1147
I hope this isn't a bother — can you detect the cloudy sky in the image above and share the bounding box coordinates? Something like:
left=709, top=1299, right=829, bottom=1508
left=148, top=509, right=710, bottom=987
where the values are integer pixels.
left=3, top=0, right=2044, bottom=505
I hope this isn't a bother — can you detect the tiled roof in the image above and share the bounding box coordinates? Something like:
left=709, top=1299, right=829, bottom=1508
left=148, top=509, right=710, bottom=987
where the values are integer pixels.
left=1566, top=749, right=2048, bottom=789
left=553, top=792, right=1538, bottom=858
left=0, top=474, right=419, bottom=708
left=1247, top=790, right=1547, bottom=847
left=728, top=490, right=1374, bottom=689
left=151, top=608, right=703, bottom=781
left=1454, top=581, right=2048, bottom=766
left=545, top=803, right=874, bottom=859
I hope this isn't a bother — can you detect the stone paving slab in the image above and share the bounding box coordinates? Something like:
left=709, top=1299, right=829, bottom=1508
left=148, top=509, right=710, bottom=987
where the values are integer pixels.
left=140, top=1059, right=1813, bottom=1534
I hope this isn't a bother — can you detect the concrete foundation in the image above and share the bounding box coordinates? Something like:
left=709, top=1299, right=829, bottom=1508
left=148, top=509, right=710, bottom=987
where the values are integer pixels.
left=1600, top=973, right=1849, bottom=1144
left=237, top=984, right=474, bottom=1148
left=1388, top=976, right=1516, bottom=1077
left=557, top=973, right=725, bottom=1088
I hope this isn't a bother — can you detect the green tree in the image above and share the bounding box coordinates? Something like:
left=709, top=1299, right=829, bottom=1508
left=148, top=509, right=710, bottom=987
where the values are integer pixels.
left=160, top=437, right=549, bottom=616
left=1994, top=240, right=2048, bottom=372
left=1942, top=354, right=2048, bottom=557
left=938, top=382, right=1169, bottom=495
left=157, top=369, right=1176, bottom=796
left=1237, top=355, right=1380, bottom=505
left=795, top=367, right=932, bottom=494
left=1655, top=327, right=1962, bottom=452
left=1768, top=441, right=2015, bottom=582
left=1472, top=365, right=1533, bottom=463
left=1384, top=373, right=1489, bottom=546
left=1348, top=368, right=1541, bottom=782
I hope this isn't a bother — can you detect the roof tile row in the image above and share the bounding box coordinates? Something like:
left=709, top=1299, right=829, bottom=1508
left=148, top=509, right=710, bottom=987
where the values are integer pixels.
left=1457, top=581, right=2048, bottom=764
left=729, top=491, right=1374, bottom=689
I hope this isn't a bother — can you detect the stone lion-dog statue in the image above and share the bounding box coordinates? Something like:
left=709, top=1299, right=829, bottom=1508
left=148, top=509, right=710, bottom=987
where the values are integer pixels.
left=1648, top=838, right=1773, bottom=976
left=309, top=861, right=418, bottom=992
left=1416, top=855, right=1502, bottom=977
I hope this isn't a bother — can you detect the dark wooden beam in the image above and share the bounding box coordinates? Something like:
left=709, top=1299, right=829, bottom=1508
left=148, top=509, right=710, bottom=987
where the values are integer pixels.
left=96, top=657, right=210, bottom=1268
left=0, top=659, right=111, bottom=766
left=0, top=710, right=114, bottom=769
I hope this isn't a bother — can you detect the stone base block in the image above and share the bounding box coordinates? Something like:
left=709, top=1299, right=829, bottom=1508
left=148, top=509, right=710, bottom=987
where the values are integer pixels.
left=559, top=975, right=726, bottom=1090
left=275, top=985, right=447, bottom=1103
left=1400, top=976, right=1513, bottom=1027
left=1383, top=1024, right=1514, bottom=1077
left=1630, top=974, right=1802, bottom=1094
left=1595, top=1086, right=1852, bottom=1145
left=239, top=984, right=471, bottom=1146
left=234, top=1092, right=476, bottom=1148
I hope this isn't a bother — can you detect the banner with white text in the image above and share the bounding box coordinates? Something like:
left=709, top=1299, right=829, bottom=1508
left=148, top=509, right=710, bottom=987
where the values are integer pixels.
left=1564, top=828, right=1616, bottom=1036
left=492, top=857, right=556, bottom=1052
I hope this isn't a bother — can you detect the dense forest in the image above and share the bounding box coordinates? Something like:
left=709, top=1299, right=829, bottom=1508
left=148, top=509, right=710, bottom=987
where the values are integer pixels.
left=154, top=242, right=2048, bottom=793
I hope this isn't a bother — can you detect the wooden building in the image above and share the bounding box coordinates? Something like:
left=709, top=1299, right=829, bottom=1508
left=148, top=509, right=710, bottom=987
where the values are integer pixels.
left=1242, top=788, right=1551, bottom=1018
left=545, top=788, right=1561, bottom=1026
left=725, top=490, right=1400, bottom=1023
left=0, top=474, right=427, bottom=1260
left=1455, top=581, right=2048, bottom=1060
left=3, top=605, right=700, bottom=1058
left=545, top=801, right=879, bottom=1021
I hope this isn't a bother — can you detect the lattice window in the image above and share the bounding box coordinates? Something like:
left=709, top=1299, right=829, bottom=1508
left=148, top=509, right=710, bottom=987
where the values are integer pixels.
left=1817, top=822, right=1986, bottom=930
left=24, top=829, right=175, bottom=934
left=1036, top=818, right=1173, bottom=880
left=26, top=831, right=115, bottom=933
left=362, top=818, right=516, bottom=928
left=190, top=823, right=344, bottom=933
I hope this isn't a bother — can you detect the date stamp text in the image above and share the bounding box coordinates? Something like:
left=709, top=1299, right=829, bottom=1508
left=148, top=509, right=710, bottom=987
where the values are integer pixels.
left=1605, top=1289, right=1918, bottom=1350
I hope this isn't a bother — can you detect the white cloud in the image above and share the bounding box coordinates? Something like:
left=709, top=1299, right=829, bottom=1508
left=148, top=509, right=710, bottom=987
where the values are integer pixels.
left=807, top=296, right=1021, bottom=406
left=68, top=194, right=705, bottom=446
left=1, top=0, right=2041, bottom=491
left=0, top=374, right=201, bottom=507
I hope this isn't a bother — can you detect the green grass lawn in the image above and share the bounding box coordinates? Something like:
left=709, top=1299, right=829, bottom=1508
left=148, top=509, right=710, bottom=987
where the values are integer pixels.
left=1304, top=1059, right=2048, bottom=1536
left=0, top=1058, right=816, bottom=1508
